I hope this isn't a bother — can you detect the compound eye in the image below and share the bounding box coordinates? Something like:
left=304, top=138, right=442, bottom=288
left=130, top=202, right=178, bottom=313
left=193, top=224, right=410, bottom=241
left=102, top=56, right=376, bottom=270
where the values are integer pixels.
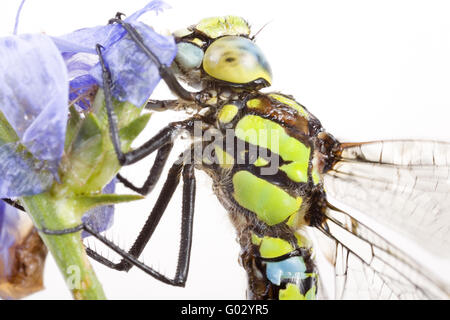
left=202, top=36, right=272, bottom=86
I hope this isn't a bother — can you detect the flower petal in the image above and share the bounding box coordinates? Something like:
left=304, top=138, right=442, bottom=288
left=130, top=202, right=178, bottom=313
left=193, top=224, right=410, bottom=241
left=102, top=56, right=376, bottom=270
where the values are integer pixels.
left=51, top=0, right=170, bottom=54
left=0, top=34, right=68, bottom=173
left=53, top=0, right=176, bottom=109
left=81, top=178, right=116, bottom=238
left=0, top=143, right=53, bottom=197
left=51, top=25, right=115, bottom=55
left=90, top=21, right=176, bottom=107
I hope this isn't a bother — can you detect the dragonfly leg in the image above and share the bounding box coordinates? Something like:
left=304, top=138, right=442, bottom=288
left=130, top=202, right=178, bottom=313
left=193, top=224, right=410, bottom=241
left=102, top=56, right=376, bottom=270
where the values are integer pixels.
left=38, top=158, right=196, bottom=286
left=39, top=224, right=84, bottom=235
left=116, top=142, right=174, bottom=195
left=86, top=160, right=196, bottom=287
left=112, top=12, right=126, bottom=21
left=2, top=198, right=25, bottom=211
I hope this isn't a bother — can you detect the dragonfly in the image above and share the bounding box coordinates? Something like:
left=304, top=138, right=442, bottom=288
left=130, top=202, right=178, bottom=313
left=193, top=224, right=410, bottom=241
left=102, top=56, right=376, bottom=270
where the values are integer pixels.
left=29, top=12, right=448, bottom=300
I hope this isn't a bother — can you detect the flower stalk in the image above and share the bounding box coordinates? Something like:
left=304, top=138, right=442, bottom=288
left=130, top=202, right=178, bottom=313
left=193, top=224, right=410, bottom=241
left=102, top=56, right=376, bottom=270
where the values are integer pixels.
left=21, top=193, right=106, bottom=300
left=18, top=90, right=149, bottom=299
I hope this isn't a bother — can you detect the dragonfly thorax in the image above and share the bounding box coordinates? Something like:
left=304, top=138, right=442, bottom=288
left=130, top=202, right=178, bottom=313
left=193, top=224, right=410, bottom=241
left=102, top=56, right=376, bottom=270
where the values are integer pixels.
left=197, top=90, right=330, bottom=230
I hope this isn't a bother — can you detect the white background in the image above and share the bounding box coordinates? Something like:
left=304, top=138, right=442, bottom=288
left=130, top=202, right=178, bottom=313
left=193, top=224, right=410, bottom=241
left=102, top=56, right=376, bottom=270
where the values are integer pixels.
left=1, top=0, right=450, bottom=299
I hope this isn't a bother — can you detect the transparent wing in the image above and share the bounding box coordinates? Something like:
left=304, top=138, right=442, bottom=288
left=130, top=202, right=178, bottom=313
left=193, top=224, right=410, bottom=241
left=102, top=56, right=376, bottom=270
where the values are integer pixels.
left=323, top=140, right=450, bottom=258
left=317, top=205, right=449, bottom=299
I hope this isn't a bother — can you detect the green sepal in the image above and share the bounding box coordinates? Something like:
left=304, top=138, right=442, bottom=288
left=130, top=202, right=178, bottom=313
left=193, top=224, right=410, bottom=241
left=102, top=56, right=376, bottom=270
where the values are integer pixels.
left=0, top=111, right=19, bottom=144
left=69, top=92, right=149, bottom=194
left=72, top=193, right=144, bottom=218
left=91, top=90, right=142, bottom=133
left=64, top=105, right=83, bottom=150
left=73, top=113, right=102, bottom=149
left=58, top=113, right=104, bottom=193
left=119, top=113, right=151, bottom=147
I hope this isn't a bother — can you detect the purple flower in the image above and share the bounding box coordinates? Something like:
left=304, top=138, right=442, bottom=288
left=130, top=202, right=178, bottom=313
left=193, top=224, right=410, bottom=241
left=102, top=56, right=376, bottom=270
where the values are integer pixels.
left=53, top=0, right=177, bottom=109
left=0, top=0, right=176, bottom=198
left=0, top=33, right=69, bottom=196
left=0, top=1, right=178, bottom=287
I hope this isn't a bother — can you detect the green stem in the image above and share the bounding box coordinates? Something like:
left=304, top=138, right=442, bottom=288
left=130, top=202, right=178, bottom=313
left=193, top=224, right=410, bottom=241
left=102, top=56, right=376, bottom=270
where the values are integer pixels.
left=21, top=193, right=106, bottom=300
left=7, top=92, right=148, bottom=299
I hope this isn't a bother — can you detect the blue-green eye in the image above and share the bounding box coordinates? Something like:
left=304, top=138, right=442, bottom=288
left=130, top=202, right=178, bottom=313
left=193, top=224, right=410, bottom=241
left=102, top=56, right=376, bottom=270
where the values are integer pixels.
left=175, top=42, right=204, bottom=70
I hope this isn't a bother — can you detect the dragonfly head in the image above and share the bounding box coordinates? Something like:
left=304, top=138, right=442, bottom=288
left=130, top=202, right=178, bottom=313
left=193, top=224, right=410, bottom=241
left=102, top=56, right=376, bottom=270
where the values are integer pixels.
left=172, top=16, right=272, bottom=90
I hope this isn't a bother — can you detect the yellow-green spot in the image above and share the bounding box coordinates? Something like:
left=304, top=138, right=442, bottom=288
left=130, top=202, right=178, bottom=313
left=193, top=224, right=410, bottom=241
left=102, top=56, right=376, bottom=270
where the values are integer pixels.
left=246, top=98, right=263, bottom=109
left=259, top=236, right=294, bottom=258
left=279, top=283, right=306, bottom=300
left=206, top=97, right=217, bottom=105
left=286, top=210, right=301, bottom=227
left=253, top=157, right=269, bottom=167
left=269, top=93, right=309, bottom=119
left=215, top=145, right=234, bottom=168
left=280, top=162, right=309, bottom=183
left=190, top=38, right=204, bottom=47
left=295, top=232, right=308, bottom=248
left=251, top=233, right=262, bottom=246
left=218, top=104, right=238, bottom=124
left=312, top=167, right=321, bottom=185
left=196, top=16, right=250, bottom=39
left=232, top=171, right=302, bottom=226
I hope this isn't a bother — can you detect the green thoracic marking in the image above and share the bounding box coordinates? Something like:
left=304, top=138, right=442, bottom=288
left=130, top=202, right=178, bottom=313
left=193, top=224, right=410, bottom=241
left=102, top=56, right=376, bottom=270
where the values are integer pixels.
left=235, top=115, right=311, bottom=182
left=286, top=210, right=301, bottom=227
left=279, top=283, right=305, bottom=300
left=259, top=236, right=294, bottom=258
left=232, top=171, right=303, bottom=226
left=280, top=161, right=308, bottom=183
left=269, top=93, right=309, bottom=119
left=218, top=104, right=239, bottom=124
left=279, top=283, right=316, bottom=300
